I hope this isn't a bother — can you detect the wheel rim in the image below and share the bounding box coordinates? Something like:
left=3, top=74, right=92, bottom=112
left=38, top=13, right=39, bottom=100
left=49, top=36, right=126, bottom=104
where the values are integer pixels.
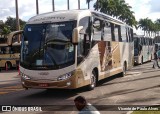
left=123, top=64, right=126, bottom=75
left=91, top=72, right=96, bottom=88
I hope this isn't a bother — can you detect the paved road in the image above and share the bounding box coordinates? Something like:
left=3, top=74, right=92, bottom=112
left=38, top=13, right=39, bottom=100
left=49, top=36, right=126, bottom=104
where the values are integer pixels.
left=0, top=62, right=160, bottom=114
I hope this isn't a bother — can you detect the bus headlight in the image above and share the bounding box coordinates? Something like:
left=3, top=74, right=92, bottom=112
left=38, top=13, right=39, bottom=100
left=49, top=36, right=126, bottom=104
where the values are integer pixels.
left=21, top=73, right=31, bottom=80
left=57, top=72, right=72, bottom=81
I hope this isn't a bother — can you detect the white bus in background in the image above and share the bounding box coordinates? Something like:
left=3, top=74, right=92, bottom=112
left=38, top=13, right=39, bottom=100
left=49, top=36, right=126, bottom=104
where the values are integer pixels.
left=0, top=31, right=22, bottom=70
left=133, top=35, right=154, bottom=65
left=20, top=10, right=134, bottom=90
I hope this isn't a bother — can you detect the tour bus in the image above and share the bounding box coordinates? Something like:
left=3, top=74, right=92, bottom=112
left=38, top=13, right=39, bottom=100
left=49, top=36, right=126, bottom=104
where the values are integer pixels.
left=154, top=43, right=160, bottom=58
left=134, top=35, right=154, bottom=65
left=0, top=30, right=23, bottom=70
left=20, top=10, right=134, bottom=90
left=154, top=36, right=160, bottom=58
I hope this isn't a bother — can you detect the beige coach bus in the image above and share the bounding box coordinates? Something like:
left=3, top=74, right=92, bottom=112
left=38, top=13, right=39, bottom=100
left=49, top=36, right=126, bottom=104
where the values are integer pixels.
left=0, top=30, right=22, bottom=70
left=20, top=10, right=134, bottom=90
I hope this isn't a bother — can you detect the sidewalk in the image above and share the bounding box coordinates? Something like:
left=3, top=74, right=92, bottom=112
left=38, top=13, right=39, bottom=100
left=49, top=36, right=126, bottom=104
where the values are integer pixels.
left=0, top=70, right=20, bottom=85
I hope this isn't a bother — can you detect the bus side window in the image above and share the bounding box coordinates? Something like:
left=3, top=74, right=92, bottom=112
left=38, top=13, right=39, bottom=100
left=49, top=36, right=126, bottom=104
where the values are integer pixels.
left=127, top=28, right=131, bottom=42
left=77, top=34, right=84, bottom=64
left=115, top=24, right=121, bottom=42
left=79, top=17, right=90, bottom=34
left=77, top=17, right=91, bottom=64
left=93, top=17, right=104, bottom=41
left=126, top=27, right=129, bottom=42
left=111, top=23, right=115, bottom=41
left=104, top=22, right=112, bottom=41
left=121, top=26, right=127, bottom=42
left=130, top=29, right=133, bottom=42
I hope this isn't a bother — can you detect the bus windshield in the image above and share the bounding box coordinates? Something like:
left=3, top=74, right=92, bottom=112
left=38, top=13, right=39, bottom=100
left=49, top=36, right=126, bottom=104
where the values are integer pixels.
left=21, top=21, right=76, bottom=70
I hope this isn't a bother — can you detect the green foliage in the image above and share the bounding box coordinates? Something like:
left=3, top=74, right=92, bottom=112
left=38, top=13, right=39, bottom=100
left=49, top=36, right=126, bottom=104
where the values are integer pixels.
left=0, top=21, right=11, bottom=38
left=138, top=18, right=160, bottom=36
left=86, top=0, right=93, bottom=9
left=5, top=16, right=26, bottom=31
left=93, top=0, right=137, bottom=27
left=132, top=111, right=160, bottom=114
left=0, top=17, right=26, bottom=37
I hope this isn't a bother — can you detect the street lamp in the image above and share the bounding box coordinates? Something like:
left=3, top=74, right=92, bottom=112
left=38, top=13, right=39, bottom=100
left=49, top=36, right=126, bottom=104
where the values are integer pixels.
left=67, top=0, right=69, bottom=10
left=15, top=0, right=20, bottom=31
left=15, top=0, right=20, bottom=42
left=78, top=0, right=80, bottom=9
left=52, top=0, right=55, bottom=11
left=36, top=0, right=39, bottom=14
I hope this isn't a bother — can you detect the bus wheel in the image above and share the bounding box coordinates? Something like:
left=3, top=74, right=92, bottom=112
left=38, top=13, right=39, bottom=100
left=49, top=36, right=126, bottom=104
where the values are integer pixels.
left=87, top=70, right=97, bottom=90
left=141, top=57, right=143, bottom=64
left=5, top=62, right=12, bottom=70
left=122, top=62, right=127, bottom=76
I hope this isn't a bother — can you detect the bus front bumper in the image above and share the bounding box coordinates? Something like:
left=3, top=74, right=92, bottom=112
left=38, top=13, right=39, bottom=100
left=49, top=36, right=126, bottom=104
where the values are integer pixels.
left=21, top=77, right=77, bottom=89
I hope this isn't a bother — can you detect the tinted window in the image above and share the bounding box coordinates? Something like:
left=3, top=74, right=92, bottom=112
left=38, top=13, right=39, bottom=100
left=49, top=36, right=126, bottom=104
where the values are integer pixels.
left=79, top=17, right=90, bottom=34
left=104, top=22, right=112, bottom=41
left=93, top=17, right=104, bottom=41
left=121, top=26, right=127, bottom=42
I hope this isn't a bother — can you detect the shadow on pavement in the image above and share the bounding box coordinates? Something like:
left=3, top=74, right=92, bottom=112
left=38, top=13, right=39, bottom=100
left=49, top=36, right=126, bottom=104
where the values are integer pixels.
left=99, top=74, right=160, bottom=87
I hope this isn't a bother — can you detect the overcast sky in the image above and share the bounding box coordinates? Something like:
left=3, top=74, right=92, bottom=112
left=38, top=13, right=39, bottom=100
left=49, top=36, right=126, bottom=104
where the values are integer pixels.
left=0, top=0, right=160, bottom=34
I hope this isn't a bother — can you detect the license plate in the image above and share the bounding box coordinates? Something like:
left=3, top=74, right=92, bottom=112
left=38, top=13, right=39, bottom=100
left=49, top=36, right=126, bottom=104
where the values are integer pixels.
left=39, top=83, right=48, bottom=87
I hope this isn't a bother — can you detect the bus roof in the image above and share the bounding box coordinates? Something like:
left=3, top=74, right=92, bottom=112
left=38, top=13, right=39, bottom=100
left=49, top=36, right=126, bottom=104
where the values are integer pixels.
left=7, top=30, right=23, bottom=45
left=155, top=43, right=160, bottom=45
left=27, top=9, right=131, bottom=27
left=27, top=10, right=92, bottom=24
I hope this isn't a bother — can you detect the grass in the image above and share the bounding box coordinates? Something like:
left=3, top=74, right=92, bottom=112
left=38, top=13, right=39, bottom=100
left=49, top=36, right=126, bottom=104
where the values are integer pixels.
left=131, top=111, right=160, bottom=114
left=131, top=107, right=160, bottom=114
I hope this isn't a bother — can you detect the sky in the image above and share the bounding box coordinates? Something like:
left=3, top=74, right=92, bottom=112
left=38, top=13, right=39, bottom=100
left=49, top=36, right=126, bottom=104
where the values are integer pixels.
left=0, top=0, right=160, bottom=35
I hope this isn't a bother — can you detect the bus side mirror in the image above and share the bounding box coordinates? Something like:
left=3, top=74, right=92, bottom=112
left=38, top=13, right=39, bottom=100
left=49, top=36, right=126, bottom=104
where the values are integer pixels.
left=72, top=26, right=83, bottom=44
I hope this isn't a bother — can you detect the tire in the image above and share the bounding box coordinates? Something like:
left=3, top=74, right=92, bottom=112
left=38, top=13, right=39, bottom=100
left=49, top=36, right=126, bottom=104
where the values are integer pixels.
left=141, top=57, right=143, bottom=64
left=87, top=70, right=97, bottom=90
left=122, top=62, right=127, bottom=76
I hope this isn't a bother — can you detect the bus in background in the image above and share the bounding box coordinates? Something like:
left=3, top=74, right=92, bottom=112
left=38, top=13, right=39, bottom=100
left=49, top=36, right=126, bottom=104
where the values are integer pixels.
left=134, top=35, right=154, bottom=65
left=20, top=10, right=134, bottom=90
left=154, top=43, right=160, bottom=58
left=0, top=30, right=23, bottom=70
left=154, top=36, right=160, bottom=58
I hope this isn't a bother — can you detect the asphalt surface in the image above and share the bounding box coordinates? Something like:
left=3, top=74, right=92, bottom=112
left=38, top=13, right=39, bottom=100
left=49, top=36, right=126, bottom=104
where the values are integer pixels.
left=0, top=62, right=160, bottom=114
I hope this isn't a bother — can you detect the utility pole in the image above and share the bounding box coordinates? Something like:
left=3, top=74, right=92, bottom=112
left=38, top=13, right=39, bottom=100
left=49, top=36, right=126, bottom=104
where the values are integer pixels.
left=36, top=0, right=39, bottom=14
left=78, top=0, right=80, bottom=9
left=96, top=0, right=98, bottom=11
left=15, top=0, right=20, bottom=31
left=52, top=0, right=55, bottom=11
left=15, top=0, right=20, bottom=43
left=67, top=0, right=69, bottom=10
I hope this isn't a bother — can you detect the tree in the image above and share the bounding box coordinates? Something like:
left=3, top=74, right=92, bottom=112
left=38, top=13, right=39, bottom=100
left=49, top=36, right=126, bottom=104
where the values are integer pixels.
left=0, top=25, right=11, bottom=38
left=94, top=0, right=137, bottom=27
left=86, top=0, right=93, bottom=9
left=138, top=18, right=160, bottom=37
left=5, top=17, right=26, bottom=31
left=138, top=18, right=149, bottom=36
left=155, top=19, right=160, bottom=36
